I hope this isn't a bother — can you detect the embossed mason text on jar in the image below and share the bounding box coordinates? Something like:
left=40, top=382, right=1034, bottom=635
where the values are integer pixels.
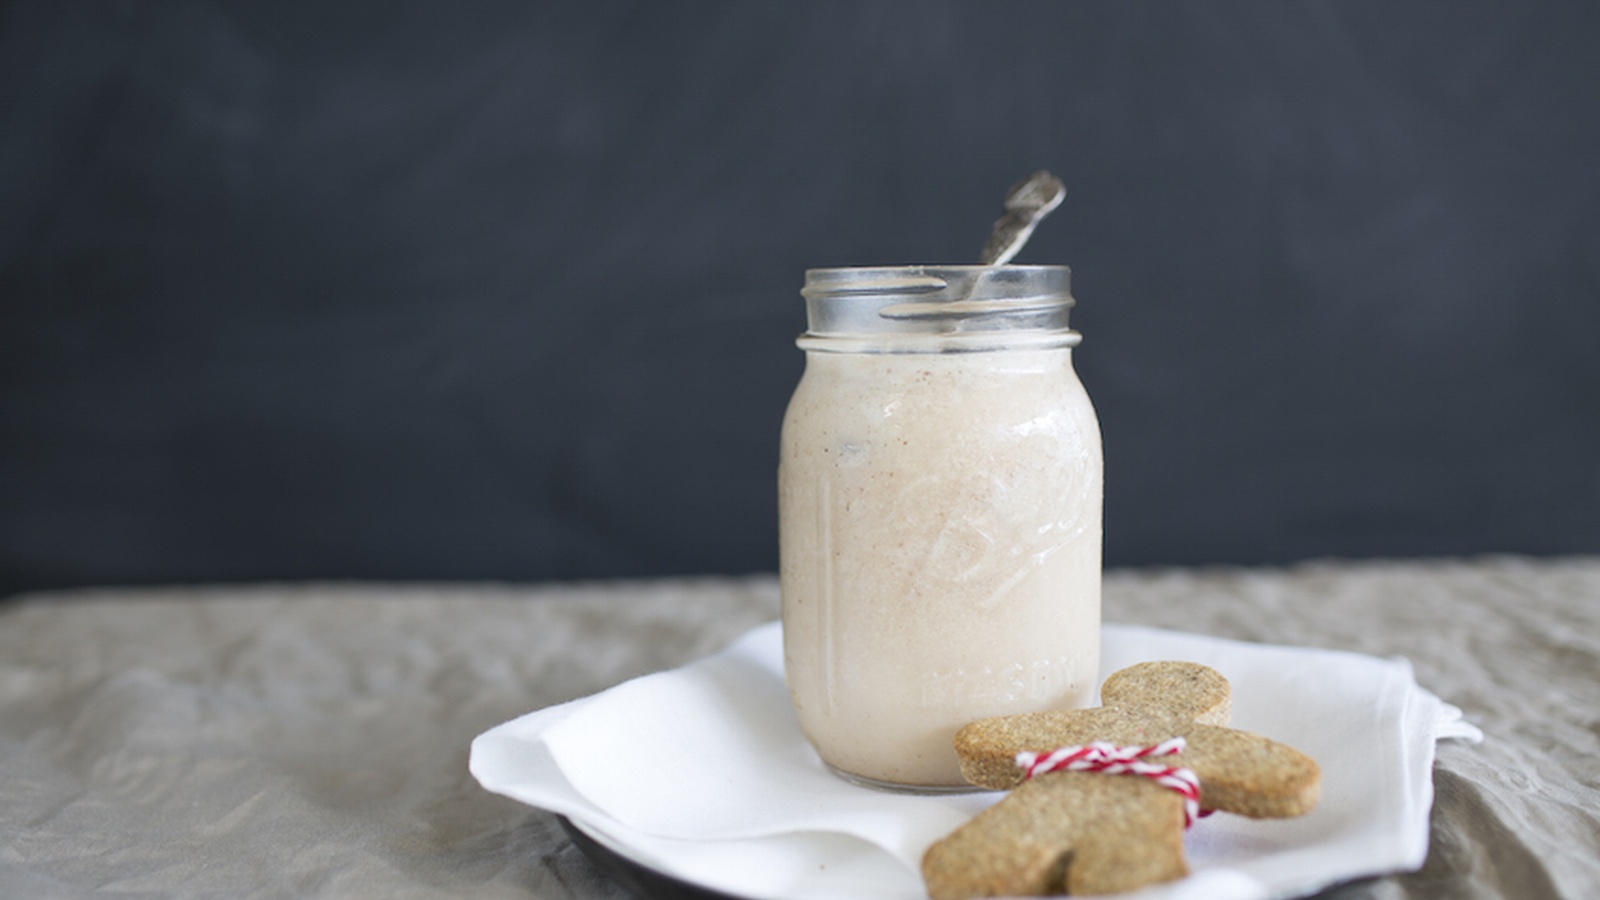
left=779, top=265, right=1103, bottom=790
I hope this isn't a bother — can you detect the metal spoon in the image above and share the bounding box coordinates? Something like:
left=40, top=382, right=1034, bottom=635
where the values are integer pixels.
left=979, top=170, right=1066, bottom=265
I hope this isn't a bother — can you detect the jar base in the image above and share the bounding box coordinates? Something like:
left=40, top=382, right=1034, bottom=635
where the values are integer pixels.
left=823, top=762, right=985, bottom=795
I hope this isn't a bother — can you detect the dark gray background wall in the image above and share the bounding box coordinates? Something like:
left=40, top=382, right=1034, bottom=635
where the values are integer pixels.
left=3, top=1, right=1598, bottom=598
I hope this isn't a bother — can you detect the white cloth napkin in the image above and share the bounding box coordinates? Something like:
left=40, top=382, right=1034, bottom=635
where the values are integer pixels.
left=471, top=622, right=1481, bottom=900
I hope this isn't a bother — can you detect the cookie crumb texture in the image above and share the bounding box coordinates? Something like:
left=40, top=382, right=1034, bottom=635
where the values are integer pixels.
left=922, top=773, right=1187, bottom=899
left=922, top=660, right=1321, bottom=897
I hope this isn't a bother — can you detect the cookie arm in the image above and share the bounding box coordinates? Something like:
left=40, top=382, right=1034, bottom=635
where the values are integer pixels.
left=953, top=707, right=1191, bottom=790
left=1183, top=723, right=1321, bottom=818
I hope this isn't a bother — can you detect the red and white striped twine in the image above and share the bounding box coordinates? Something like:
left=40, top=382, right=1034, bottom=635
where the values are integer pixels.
left=1015, top=737, right=1206, bottom=828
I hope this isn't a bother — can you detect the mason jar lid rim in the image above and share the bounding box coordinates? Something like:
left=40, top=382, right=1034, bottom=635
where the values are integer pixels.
left=802, top=265, right=1072, bottom=301
left=804, top=264, right=1071, bottom=274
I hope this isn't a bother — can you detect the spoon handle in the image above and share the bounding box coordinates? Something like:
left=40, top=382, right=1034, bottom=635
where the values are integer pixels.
left=980, top=170, right=1067, bottom=266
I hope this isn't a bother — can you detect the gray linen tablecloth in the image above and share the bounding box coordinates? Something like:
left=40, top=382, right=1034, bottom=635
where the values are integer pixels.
left=2, top=557, right=1597, bottom=899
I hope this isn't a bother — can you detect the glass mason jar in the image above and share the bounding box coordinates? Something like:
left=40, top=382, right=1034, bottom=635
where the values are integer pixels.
left=778, top=265, right=1103, bottom=791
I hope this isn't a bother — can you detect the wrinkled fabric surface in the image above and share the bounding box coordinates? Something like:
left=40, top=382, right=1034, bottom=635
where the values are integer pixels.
left=1, top=557, right=1596, bottom=899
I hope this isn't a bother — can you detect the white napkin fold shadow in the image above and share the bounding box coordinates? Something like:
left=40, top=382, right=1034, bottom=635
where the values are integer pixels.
left=483, top=624, right=992, bottom=865
left=471, top=622, right=1481, bottom=900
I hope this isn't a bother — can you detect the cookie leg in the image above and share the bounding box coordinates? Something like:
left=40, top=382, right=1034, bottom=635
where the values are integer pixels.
left=922, top=777, right=1081, bottom=900
left=921, top=773, right=1189, bottom=898
left=1063, top=783, right=1188, bottom=895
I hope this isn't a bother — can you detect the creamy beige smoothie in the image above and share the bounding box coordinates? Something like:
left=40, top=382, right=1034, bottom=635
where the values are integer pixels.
left=779, top=345, right=1102, bottom=788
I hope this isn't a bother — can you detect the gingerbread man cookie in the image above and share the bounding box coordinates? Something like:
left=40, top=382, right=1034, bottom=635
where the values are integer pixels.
left=921, top=661, right=1320, bottom=898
